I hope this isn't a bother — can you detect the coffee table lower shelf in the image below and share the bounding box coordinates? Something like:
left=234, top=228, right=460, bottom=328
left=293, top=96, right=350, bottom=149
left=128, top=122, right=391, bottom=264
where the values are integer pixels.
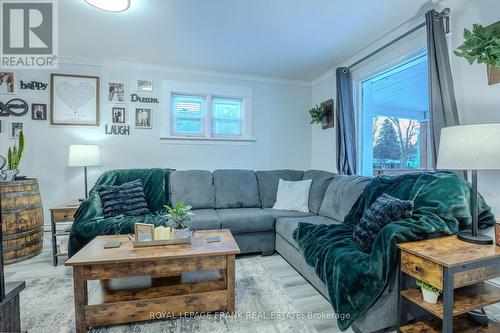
left=86, top=275, right=229, bottom=327
left=400, top=314, right=500, bottom=332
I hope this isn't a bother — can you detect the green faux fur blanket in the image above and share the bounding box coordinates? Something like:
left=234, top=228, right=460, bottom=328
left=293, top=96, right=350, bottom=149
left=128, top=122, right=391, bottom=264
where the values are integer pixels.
left=293, top=172, right=495, bottom=330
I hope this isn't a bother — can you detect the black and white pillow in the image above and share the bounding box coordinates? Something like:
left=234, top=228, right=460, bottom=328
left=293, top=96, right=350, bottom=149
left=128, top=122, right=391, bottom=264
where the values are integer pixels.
left=353, top=193, right=414, bottom=252
left=97, top=180, right=150, bottom=218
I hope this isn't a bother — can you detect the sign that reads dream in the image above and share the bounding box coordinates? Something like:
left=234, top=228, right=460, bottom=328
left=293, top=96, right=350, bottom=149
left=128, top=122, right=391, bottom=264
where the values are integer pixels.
left=0, top=0, right=58, bottom=69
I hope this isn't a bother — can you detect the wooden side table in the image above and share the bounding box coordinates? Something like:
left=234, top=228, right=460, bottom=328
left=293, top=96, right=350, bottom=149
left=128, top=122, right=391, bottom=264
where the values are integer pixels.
left=49, top=200, right=81, bottom=266
left=398, top=235, right=500, bottom=333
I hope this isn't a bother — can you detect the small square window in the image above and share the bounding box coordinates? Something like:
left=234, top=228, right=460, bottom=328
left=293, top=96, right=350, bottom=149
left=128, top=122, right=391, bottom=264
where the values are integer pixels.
left=171, top=95, right=206, bottom=136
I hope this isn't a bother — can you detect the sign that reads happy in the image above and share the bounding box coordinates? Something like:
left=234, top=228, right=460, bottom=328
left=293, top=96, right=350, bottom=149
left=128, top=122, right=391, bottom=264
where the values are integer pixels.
left=20, top=80, right=48, bottom=90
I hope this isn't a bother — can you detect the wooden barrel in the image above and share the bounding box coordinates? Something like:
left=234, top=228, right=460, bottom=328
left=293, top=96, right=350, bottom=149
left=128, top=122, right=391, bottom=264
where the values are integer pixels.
left=1, top=179, right=44, bottom=264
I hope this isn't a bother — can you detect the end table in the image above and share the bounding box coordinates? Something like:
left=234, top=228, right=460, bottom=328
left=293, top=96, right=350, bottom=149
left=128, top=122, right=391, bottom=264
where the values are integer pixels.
left=49, top=200, right=81, bottom=266
left=398, top=235, right=500, bottom=332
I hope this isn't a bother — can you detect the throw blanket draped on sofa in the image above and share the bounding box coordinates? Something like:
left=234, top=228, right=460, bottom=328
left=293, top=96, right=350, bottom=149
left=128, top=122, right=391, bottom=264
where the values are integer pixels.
left=68, top=168, right=173, bottom=257
left=293, top=172, right=495, bottom=331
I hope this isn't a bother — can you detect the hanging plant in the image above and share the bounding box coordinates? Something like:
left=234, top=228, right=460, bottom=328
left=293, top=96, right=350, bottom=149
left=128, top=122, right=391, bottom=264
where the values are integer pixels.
left=454, top=23, right=500, bottom=67
left=309, top=104, right=328, bottom=125
left=454, top=22, right=500, bottom=85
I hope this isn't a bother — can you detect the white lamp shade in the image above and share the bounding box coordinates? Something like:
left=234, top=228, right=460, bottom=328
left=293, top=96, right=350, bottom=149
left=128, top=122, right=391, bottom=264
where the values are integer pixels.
left=437, top=124, right=500, bottom=170
left=68, top=145, right=101, bottom=167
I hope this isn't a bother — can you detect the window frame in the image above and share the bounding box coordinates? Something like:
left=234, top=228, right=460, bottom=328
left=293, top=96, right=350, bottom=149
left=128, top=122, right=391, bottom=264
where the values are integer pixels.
left=170, top=93, right=207, bottom=137
left=161, top=81, right=254, bottom=143
left=352, top=47, right=430, bottom=176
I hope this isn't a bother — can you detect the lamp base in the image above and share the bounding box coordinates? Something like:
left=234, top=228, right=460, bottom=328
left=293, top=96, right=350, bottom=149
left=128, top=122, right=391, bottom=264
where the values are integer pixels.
left=457, top=231, right=493, bottom=245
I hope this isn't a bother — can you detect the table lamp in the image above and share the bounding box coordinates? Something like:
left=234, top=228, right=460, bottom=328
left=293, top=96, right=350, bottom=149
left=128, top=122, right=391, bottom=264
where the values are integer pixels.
left=68, top=145, right=101, bottom=199
left=437, top=124, right=500, bottom=245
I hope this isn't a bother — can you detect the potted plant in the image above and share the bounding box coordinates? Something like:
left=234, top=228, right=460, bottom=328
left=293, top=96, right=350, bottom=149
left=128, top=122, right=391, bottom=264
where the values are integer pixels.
left=163, top=202, right=194, bottom=239
left=416, top=279, right=441, bottom=304
left=309, top=104, right=329, bottom=127
left=0, top=131, right=24, bottom=182
left=454, top=23, right=500, bottom=85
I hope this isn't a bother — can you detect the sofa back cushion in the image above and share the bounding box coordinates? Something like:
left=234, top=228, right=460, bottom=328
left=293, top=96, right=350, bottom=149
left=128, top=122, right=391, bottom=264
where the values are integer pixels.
left=319, top=175, right=371, bottom=222
left=213, top=169, right=261, bottom=208
left=169, top=170, right=215, bottom=209
left=256, top=170, right=304, bottom=208
left=302, top=169, right=336, bottom=214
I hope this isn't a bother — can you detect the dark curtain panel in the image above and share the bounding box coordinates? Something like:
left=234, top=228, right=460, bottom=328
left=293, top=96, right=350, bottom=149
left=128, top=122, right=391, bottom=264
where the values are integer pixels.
left=336, top=67, right=357, bottom=175
left=426, top=9, right=460, bottom=169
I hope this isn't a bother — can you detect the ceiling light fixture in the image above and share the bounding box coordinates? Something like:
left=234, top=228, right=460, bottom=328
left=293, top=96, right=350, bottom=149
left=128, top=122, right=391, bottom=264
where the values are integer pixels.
left=84, top=0, right=130, bottom=12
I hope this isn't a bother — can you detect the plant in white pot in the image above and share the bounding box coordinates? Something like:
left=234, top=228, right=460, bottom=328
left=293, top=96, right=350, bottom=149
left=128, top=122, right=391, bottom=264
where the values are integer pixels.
left=416, top=279, right=441, bottom=304
left=163, top=202, right=194, bottom=239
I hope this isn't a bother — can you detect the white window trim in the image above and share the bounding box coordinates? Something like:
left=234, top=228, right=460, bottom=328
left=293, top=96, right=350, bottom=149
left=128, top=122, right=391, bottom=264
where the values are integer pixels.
left=161, top=81, right=254, bottom=143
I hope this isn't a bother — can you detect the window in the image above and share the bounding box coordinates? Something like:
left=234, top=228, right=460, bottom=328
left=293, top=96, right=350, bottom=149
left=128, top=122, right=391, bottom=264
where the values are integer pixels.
left=171, top=95, right=205, bottom=136
left=163, top=82, right=253, bottom=141
left=211, top=98, right=243, bottom=137
left=360, top=54, right=430, bottom=176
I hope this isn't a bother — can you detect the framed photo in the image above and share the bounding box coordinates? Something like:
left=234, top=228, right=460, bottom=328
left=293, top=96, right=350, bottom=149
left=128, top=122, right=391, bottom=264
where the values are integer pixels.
left=137, top=80, right=153, bottom=92
left=0, top=72, right=15, bottom=94
left=32, top=104, right=48, bottom=120
left=135, top=223, right=155, bottom=242
left=10, top=122, right=23, bottom=139
left=108, top=82, right=125, bottom=103
left=135, top=108, right=152, bottom=128
left=51, top=74, right=100, bottom=126
left=112, top=107, right=126, bottom=123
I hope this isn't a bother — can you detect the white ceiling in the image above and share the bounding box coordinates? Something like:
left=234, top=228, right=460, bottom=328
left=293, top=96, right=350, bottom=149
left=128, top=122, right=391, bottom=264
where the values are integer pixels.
left=60, top=0, right=448, bottom=82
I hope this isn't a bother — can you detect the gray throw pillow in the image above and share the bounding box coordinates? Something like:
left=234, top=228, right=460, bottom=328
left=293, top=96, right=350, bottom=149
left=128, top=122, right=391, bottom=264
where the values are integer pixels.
left=353, top=193, right=414, bottom=252
left=97, top=179, right=150, bottom=218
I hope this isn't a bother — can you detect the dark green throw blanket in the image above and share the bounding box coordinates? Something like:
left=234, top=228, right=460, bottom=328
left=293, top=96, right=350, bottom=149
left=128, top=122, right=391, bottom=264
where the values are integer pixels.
left=68, top=168, right=173, bottom=257
left=293, top=172, right=495, bottom=331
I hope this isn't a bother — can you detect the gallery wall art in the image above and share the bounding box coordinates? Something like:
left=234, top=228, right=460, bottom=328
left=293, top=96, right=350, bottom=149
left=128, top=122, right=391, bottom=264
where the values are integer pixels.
left=51, top=74, right=100, bottom=126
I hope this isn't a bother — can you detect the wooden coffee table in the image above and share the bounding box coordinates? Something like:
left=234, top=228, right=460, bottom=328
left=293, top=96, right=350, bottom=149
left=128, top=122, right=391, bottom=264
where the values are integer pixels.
left=65, top=229, right=240, bottom=333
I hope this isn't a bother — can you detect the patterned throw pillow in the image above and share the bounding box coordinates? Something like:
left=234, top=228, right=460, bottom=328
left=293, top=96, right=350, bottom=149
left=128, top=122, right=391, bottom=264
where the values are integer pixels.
left=97, top=180, right=151, bottom=218
left=353, top=193, right=414, bottom=252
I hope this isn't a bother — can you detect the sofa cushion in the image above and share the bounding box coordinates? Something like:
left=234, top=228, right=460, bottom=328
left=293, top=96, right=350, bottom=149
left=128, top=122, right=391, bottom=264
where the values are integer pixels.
left=97, top=180, right=150, bottom=218
left=216, top=208, right=274, bottom=233
left=273, top=179, right=312, bottom=212
left=263, top=208, right=314, bottom=219
left=353, top=194, right=414, bottom=252
left=319, top=175, right=371, bottom=222
left=276, top=215, right=341, bottom=249
left=213, top=170, right=261, bottom=208
left=256, top=170, right=304, bottom=208
left=169, top=170, right=215, bottom=209
left=302, top=170, right=336, bottom=214
left=189, top=209, right=221, bottom=231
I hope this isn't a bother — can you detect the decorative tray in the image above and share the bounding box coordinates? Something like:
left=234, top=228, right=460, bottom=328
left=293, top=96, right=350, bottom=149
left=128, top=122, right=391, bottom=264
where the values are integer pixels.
left=130, top=236, right=191, bottom=248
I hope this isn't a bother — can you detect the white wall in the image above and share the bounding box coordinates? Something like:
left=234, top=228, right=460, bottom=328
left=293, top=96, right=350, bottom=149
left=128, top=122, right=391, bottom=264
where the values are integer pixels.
left=449, top=0, right=500, bottom=215
left=310, top=0, right=500, bottom=214
left=0, top=62, right=312, bottom=226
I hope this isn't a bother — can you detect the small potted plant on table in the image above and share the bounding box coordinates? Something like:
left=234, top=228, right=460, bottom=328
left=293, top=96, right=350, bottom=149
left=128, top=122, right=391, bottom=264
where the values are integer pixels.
left=416, top=279, right=441, bottom=304
left=163, top=203, right=194, bottom=239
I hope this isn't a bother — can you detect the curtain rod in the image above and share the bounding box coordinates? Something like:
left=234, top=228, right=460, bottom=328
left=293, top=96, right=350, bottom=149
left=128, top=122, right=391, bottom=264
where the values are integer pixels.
left=347, top=8, right=450, bottom=70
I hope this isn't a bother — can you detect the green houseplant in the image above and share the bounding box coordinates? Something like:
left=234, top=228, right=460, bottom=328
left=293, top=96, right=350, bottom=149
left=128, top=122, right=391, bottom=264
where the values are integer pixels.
left=163, top=202, right=194, bottom=238
left=309, top=104, right=329, bottom=125
left=416, top=279, right=442, bottom=304
left=1, top=131, right=24, bottom=182
left=454, top=23, right=500, bottom=84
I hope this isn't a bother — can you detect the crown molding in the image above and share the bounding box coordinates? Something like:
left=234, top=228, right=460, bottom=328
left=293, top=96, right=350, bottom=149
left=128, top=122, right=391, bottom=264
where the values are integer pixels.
left=57, top=57, right=311, bottom=87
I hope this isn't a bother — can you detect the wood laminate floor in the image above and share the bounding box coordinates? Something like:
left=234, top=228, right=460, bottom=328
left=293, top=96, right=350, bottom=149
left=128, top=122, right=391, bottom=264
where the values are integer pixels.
left=5, top=233, right=500, bottom=333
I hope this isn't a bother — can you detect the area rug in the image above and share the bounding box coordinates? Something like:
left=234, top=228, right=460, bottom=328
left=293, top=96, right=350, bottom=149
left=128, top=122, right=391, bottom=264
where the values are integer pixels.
left=19, top=256, right=318, bottom=333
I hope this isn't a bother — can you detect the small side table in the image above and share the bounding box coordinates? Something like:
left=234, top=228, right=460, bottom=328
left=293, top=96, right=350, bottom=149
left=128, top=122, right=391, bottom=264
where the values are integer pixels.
left=49, top=200, right=81, bottom=266
left=398, top=235, right=500, bottom=333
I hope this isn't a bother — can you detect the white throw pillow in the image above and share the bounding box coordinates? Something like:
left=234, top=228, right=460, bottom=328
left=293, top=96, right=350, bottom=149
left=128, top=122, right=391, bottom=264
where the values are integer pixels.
left=272, top=179, right=312, bottom=212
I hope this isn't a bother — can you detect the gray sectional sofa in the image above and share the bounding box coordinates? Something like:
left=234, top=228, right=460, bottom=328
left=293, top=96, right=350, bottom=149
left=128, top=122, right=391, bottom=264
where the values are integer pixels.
left=169, top=169, right=409, bottom=333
